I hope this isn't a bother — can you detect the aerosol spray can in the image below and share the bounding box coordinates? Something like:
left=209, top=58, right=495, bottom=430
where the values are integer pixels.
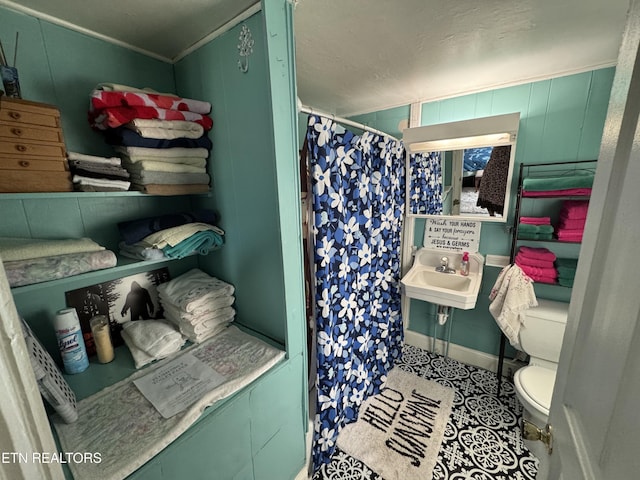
left=54, top=308, right=89, bottom=374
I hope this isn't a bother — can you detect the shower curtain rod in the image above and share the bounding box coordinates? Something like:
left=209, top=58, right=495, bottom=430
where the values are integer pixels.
left=299, top=103, right=399, bottom=141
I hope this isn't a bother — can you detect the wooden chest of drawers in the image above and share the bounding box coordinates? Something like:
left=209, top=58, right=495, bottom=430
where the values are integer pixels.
left=0, top=97, right=72, bottom=192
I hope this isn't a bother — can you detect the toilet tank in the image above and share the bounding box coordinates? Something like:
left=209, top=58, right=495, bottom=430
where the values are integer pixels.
left=519, top=299, right=569, bottom=364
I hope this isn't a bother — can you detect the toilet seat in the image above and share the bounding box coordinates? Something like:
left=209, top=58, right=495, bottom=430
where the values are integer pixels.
left=514, top=365, right=556, bottom=416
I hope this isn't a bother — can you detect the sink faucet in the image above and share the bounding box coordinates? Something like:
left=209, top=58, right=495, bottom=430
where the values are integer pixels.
left=435, top=256, right=456, bottom=274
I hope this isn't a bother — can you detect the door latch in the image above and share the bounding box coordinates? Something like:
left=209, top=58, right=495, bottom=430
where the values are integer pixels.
left=522, top=419, right=553, bottom=454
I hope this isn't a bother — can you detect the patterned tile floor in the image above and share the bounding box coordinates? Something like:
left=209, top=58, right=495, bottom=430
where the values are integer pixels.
left=314, top=344, right=539, bottom=480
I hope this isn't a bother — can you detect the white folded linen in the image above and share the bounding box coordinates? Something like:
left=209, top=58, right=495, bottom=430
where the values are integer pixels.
left=72, top=175, right=131, bottom=190
left=161, top=295, right=235, bottom=324
left=115, top=146, right=209, bottom=159
left=120, top=154, right=207, bottom=168
left=0, top=236, right=104, bottom=262
left=178, top=308, right=235, bottom=336
left=125, top=119, right=204, bottom=139
left=140, top=223, right=224, bottom=250
left=180, top=323, right=230, bottom=344
left=67, top=151, right=122, bottom=166
left=94, top=83, right=178, bottom=97
left=157, top=269, right=235, bottom=313
left=163, top=305, right=235, bottom=332
left=123, top=160, right=207, bottom=174
left=121, top=320, right=185, bottom=369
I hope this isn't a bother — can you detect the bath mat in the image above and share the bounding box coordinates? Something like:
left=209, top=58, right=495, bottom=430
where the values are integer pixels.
left=336, top=367, right=454, bottom=480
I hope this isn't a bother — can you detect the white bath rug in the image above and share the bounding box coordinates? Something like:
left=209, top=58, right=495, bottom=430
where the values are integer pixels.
left=336, top=367, right=454, bottom=480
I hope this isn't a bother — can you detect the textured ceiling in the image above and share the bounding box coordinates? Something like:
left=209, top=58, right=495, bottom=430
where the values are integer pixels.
left=3, top=0, right=259, bottom=60
left=3, top=0, right=631, bottom=117
left=294, top=0, right=630, bottom=116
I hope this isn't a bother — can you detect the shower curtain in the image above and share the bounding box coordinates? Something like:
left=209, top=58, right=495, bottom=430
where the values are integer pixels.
left=306, top=115, right=405, bottom=469
left=409, top=151, right=443, bottom=214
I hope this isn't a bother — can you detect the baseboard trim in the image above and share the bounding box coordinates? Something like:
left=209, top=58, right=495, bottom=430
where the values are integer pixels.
left=404, top=330, right=521, bottom=376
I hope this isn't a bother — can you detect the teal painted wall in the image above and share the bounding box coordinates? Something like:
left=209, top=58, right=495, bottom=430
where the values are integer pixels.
left=0, top=8, right=174, bottom=157
left=348, top=69, right=615, bottom=356
left=350, top=105, right=410, bottom=139
left=173, top=14, right=289, bottom=347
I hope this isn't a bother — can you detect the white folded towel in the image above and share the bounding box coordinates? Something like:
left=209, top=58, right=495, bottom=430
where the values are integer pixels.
left=121, top=320, right=185, bottom=369
left=163, top=306, right=235, bottom=335
left=72, top=175, right=131, bottom=190
left=181, top=323, right=230, bottom=344
left=123, top=160, right=207, bottom=174
left=120, top=154, right=207, bottom=168
left=157, top=269, right=235, bottom=313
left=115, top=146, right=209, bottom=159
left=161, top=295, right=235, bottom=325
left=125, top=119, right=204, bottom=139
left=67, top=151, right=122, bottom=166
left=178, top=308, right=235, bottom=336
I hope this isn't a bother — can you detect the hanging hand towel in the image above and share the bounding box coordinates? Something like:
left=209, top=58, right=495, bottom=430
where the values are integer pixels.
left=489, top=264, right=538, bottom=347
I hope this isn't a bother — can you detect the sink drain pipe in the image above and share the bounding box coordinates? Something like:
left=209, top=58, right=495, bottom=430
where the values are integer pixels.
left=432, top=305, right=454, bottom=357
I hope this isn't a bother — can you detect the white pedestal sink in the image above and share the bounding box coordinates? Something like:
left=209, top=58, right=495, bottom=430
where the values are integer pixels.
left=401, top=248, right=485, bottom=310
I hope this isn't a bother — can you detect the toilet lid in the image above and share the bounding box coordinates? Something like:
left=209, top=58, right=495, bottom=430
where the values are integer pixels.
left=516, top=366, right=556, bottom=412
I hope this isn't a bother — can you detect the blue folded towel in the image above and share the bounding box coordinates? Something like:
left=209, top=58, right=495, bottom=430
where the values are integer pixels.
left=106, top=127, right=213, bottom=150
left=118, top=209, right=218, bottom=245
left=163, top=230, right=224, bottom=258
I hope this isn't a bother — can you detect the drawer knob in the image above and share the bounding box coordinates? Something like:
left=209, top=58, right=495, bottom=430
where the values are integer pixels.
left=15, top=144, right=27, bottom=152
left=19, top=160, right=30, bottom=168
left=9, top=111, right=21, bottom=120
left=11, top=128, right=23, bottom=137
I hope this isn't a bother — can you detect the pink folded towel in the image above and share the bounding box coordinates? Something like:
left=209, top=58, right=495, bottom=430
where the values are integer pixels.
left=518, top=246, right=557, bottom=262
left=517, top=263, right=557, bottom=278
left=520, top=216, right=551, bottom=225
left=523, top=188, right=592, bottom=197
left=517, top=263, right=558, bottom=284
left=557, top=230, right=584, bottom=242
left=525, top=273, right=557, bottom=284
left=558, top=217, right=586, bottom=230
left=560, top=200, right=590, bottom=219
left=515, top=252, right=555, bottom=269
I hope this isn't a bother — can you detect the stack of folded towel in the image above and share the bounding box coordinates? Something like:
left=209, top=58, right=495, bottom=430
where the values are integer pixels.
left=87, top=83, right=213, bottom=195
left=518, top=216, right=554, bottom=240
left=67, top=151, right=131, bottom=192
left=120, top=319, right=186, bottom=369
left=157, top=269, right=236, bottom=344
left=117, top=210, right=223, bottom=261
left=556, top=257, right=578, bottom=287
left=0, top=237, right=117, bottom=287
left=556, top=200, right=589, bottom=242
left=522, top=172, right=594, bottom=197
left=514, top=245, right=557, bottom=284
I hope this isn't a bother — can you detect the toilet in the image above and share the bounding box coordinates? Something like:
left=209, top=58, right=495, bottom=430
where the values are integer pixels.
left=513, top=299, right=569, bottom=429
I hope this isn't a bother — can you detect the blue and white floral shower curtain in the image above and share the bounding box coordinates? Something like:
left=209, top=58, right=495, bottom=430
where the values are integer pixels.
left=409, top=151, right=443, bottom=214
left=306, top=115, right=405, bottom=469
